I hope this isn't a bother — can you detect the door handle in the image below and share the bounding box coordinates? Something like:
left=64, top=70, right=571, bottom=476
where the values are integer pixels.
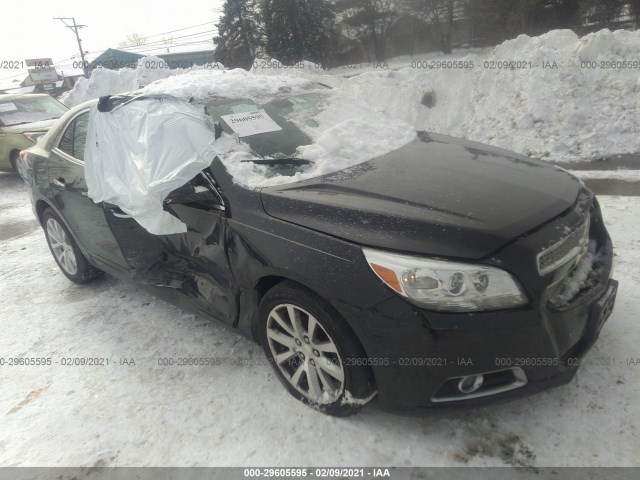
left=53, top=178, right=66, bottom=189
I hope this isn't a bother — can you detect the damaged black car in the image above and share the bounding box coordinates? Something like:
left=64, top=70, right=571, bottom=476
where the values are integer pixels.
left=19, top=90, right=617, bottom=416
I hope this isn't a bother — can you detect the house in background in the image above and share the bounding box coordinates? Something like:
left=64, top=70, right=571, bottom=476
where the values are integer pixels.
left=55, top=67, right=86, bottom=91
left=86, top=46, right=216, bottom=76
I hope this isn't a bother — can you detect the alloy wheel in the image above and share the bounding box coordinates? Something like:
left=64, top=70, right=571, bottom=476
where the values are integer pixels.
left=46, top=218, right=78, bottom=275
left=266, top=303, right=345, bottom=404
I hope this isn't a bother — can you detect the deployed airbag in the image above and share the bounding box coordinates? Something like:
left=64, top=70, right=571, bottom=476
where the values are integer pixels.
left=85, top=95, right=234, bottom=234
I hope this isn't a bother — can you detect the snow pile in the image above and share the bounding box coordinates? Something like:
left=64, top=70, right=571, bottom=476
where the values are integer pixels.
left=60, top=67, right=137, bottom=107
left=60, top=27, right=640, bottom=182
left=339, top=29, right=640, bottom=161
left=141, top=68, right=315, bottom=102
left=61, top=62, right=415, bottom=187
left=60, top=56, right=175, bottom=107
left=251, top=57, right=325, bottom=77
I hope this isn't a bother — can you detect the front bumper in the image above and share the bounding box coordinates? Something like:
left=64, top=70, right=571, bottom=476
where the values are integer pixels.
left=357, top=280, right=616, bottom=413
left=346, top=197, right=617, bottom=412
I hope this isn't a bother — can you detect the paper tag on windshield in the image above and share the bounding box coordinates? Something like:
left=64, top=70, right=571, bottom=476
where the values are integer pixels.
left=0, top=102, right=18, bottom=113
left=221, top=109, right=282, bottom=137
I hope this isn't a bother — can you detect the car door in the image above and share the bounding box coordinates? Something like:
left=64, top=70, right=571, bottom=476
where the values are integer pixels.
left=102, top=171, right=237, bottom=325
left=47, top=110, right=128, bottom=271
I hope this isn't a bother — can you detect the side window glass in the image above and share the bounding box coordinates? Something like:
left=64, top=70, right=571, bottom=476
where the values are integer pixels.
left=72, top=112, right=89, bottom=161
left=58, top=120, right=75, bottom=156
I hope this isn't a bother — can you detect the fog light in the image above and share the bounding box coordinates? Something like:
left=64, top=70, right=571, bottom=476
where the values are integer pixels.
left=458, top=374, right=484, bottom=394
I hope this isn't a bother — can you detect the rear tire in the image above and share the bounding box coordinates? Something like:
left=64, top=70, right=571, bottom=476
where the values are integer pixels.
left=258, top=281, right=375, bottom=416
left=42, top=208, right=103, bottom=284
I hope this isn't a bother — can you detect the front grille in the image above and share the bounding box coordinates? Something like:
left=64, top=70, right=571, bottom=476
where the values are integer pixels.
left=537, top=218, right=590, bottom=276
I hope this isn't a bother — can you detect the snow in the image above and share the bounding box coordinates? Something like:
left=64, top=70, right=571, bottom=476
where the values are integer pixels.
left=342, top=390, right=378, bottom=407
left=554, top=241, right=601, bottom=306
left=59, top=56, right=177, bottom=107
left=337, top=29, right=640, bottom=162
left=141, top=68, right=315, bottom=102
left=71, top=67, right=417, bottom=188
left=214, top=89, right=416, bottom=188
left=0, top=174, right=639, bottom=467
left=61, top=29, right=640, bottom=172
left=569, top=170, right=640, bottom=182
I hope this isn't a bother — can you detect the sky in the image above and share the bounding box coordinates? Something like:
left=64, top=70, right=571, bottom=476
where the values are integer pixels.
left=0, top=0, right=224, bottom=84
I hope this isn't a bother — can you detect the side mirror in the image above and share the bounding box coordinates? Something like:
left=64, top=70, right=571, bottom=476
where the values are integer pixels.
left=165, top=188, right=222, bottom=208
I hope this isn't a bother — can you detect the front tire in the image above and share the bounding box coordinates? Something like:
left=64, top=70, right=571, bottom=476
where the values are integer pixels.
left=42, top=208, right=103, bottom=283
left=258, top=281, right=375, bottom=416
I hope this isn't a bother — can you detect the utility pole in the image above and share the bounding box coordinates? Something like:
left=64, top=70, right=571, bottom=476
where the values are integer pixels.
left=54, top=17, right=89, bottom=78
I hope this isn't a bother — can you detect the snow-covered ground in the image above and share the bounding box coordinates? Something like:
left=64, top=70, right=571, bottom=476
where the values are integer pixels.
left=0, top=172, right=638, bottom=467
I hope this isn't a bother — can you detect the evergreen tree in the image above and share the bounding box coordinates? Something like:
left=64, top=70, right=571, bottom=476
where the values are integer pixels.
left=262, top=0, right=336, bottom=66
left=299, top=0, right=337, bottom=65
left=631, top=0, right=640, bottom=24
left=214, top=0, right=264, bottom=69
left=335, top=0, right=398, bottom=62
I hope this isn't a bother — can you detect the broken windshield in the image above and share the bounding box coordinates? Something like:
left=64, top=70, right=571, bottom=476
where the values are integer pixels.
left=204, top=92, right=325, bottom=159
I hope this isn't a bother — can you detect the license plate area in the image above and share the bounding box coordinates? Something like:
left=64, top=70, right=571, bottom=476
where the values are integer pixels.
left=587, top=280, right=618, bottom=342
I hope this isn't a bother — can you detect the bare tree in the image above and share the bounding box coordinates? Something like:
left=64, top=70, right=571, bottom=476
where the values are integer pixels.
left=336, top=0, right=398, bottom=61
left=119, top=32, right=147, bottom=47
left=629, top=0, right=640, bottom=25
left=406, top=0, right=458, bottom=54
left=580, top=0, right=625, bottom=27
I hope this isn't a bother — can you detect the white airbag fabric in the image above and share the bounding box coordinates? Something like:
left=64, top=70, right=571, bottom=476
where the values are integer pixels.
left=85, top=96, right=232, bottom=234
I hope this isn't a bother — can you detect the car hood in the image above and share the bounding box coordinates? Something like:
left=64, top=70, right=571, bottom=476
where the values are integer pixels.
left=0, top=118, right=59, bottom=133
left=259, top=132, right=581, bottom=259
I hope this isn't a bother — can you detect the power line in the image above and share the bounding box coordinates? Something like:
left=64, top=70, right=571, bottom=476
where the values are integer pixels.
left=120, top=39, right=216, bottom=56
left=117, top=29, right=217, bottom=50
left=76, top=22, right=219, bottom=65
left=143, top=21, right=216, bottom=41
left=2, top=21, right=220, bottom=83
left=53, top=17, right=89, bottom=78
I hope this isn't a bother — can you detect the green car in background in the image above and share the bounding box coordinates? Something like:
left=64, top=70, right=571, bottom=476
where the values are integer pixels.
left=0, top=93, right=68, bottom=172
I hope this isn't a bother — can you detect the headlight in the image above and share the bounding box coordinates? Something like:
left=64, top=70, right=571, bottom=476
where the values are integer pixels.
left=23, top=132, right=47, bottom=143
left=363, top=248, right=527, bottom=312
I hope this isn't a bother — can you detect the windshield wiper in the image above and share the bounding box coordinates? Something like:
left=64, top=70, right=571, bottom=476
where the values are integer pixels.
left=3, top=121, right=31, bottom=126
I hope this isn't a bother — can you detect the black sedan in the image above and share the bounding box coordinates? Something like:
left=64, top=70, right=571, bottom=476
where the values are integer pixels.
left=19, top=92, right=617, bottom=416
